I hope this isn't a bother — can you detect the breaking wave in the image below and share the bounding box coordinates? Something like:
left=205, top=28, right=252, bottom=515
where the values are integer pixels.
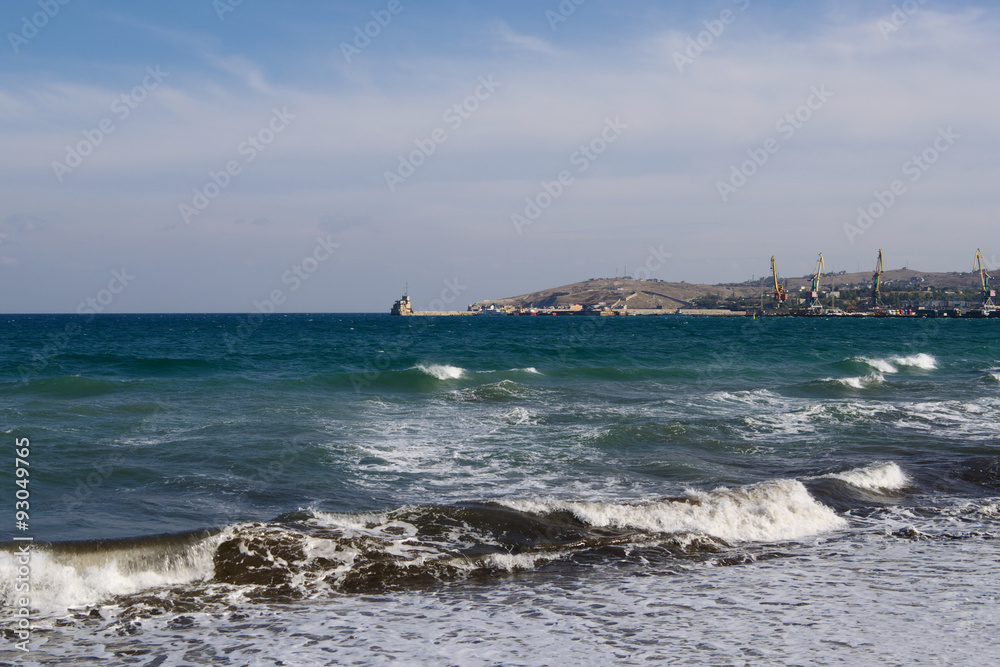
left=1, top=477, right=851, bottom=614
left=892, top=353, right=937, bottom=370
left=415, top=364, right=465, bottom=380
left=854, top=353, right=937, bottom=374
left=828, top=373, right=885, bottom=390
left=500, top=479, right=846, bottom=544
left=0, top=530, right=220, bottom=615
left=818, top=462, right=911, bottom=493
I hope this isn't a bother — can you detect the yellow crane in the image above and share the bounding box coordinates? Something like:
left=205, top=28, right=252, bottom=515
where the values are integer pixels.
left=973, top=248, right=996, bottom=309
left=771, top=256, right=787, bottom=308
left=806, top=253, right=825, bottom=311
left=872, top=249, right=884, bottom=310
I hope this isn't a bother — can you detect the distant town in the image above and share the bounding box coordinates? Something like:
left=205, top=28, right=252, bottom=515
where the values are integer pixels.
left=394, top=250, right=998, bottom=318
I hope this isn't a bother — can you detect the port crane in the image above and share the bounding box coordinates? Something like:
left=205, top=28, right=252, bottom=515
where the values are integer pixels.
left=806, top=253, right=825, bottom=311
left=771, top=256, right=787, bottom=310
left=871, top=249, right=884, bottom=310
left=973, top=248, right=996, bottom=310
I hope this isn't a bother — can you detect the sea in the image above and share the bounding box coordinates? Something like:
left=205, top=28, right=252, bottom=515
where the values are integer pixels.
left=1, top=313, right=999, bottom=666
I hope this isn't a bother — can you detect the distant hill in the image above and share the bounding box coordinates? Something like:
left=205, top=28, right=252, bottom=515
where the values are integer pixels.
left=473, top=268, right=986, bottom=311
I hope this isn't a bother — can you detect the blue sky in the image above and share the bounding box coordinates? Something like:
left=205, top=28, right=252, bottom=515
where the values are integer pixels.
left=2, top=0, right=998, bottom=312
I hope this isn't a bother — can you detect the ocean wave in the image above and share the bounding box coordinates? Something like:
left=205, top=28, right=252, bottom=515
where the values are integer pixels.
left=853, top=353, right=937, bottom=374
left=1, top=480, right=847, bottom=614
left=892, top=399, right=1000, bottom=439
left=0, top=530, right=220, bottom=614
left=586, top=421, right=689, bottom=450
left=452, top=380, right=530, bottom=403
left=817, top=462, right=911, bottom=493
left=891, top=353, right=937, bottom=370
left=415, top=364, right=465, bottom=380
left=707, top=388, right=783, bottom=406
left=475, top=367, right=542, bottom=376
left=828, top=373, right=885, bottom=390
left=743, top=405, right=823, bottom=437
left=857, top=357, right=898, bottom=374
left=8, top=375, right=124, bottom=398
left=500, top=479, right=846, bottom=544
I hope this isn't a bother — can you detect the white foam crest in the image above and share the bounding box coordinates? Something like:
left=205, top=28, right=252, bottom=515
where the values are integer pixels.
left=744, top=405, right=823, bottom=436
left=284, top=512, right=545, bottom=593
left=501, top=479, right=846, bottom=544
left=890, top=353, right=937, bottom=370
left=826, top=401, right=885, bottom=421
left=479, top=553, right=550, bottom=572
left=309, top=510, right=394, bottom=532
left=819, top=462, right=911, bottom=493
left=708, top=389, right=783, bottom=406
left=309, top=511, right=490, bottom=552
left=476, top=367, right=541, bottom=375
left=415, top=364, right=465, bottom=380
left=977, top=501, right=1000, bottom=518
left=858, top=357, right=898, bottom=373
left=892, top=399, right=1000, bottom=439
left=0, top=533, right=221, bottom=614
left=830, top=373, right=884, bottom=389
left=501, top=406, right=536, bottom=426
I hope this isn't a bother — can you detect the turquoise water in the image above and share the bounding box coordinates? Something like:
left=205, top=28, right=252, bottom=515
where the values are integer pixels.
left=2, top=314, right=999, bottom=664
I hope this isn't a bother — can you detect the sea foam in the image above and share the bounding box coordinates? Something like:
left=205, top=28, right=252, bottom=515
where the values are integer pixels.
left=0, top=532, right=220, bottom=614
left=891, top=353, right=937, bottom=370
left=501, top=479, right=846, bottom=544
left=415, top=364, right=465, bottom=380
left=832, top=373, right=884, bottom=389
left=856, top=353, right=937, bottom=374
left=819, top=462, right=911, bottom=493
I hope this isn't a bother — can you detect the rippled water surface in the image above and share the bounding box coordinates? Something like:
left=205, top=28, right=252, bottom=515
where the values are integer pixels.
left=2, top=314, right=998, bottom=665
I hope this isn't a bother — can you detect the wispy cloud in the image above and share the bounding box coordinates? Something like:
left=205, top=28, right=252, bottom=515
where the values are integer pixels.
left=202, top=54, right=271, bottom=94
left=493, top=20, right=558, bottom=55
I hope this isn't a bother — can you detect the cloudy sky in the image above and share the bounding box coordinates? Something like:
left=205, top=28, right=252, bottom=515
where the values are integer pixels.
left=2, top=0, right=997, bottom=312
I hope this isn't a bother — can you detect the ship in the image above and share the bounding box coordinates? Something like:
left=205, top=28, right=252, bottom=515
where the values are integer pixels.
left=390, top=294, right=413, bottom=316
